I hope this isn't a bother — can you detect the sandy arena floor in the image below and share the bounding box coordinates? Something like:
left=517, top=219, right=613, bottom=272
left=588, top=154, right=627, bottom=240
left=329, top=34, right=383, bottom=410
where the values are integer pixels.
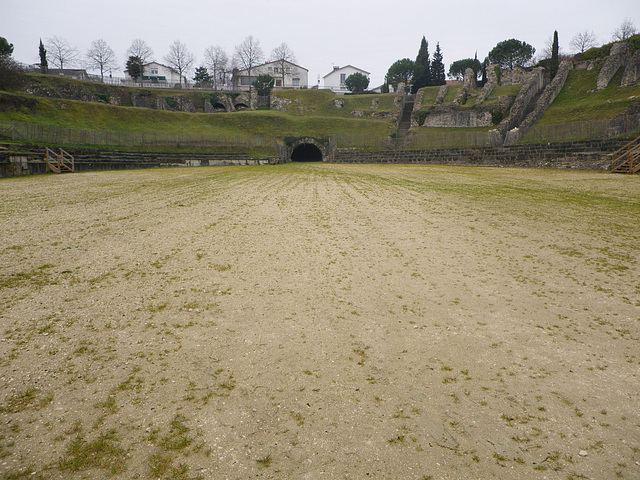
left=1, top=163, right=639, bottom=479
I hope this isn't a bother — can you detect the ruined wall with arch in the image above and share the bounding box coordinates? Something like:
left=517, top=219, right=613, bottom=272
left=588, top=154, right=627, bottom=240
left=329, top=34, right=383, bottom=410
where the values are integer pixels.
left=283, top=137, right=333, bottom=162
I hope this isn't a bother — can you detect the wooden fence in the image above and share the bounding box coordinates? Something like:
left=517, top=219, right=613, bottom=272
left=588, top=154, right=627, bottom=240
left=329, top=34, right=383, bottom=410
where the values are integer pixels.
left=2, top=117, right=638, bottom=153
left=519, top=120, right=611, bottom=144
left=331, top=134, right=393, bottom=150
left=407, top=131, right=490, bottom=149
left=0, top=122, right=278, bottom=151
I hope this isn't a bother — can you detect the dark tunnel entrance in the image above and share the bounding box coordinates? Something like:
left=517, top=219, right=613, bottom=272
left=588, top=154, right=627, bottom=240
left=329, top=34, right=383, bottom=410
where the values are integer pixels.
left=291, top=143, right=323, bottom=162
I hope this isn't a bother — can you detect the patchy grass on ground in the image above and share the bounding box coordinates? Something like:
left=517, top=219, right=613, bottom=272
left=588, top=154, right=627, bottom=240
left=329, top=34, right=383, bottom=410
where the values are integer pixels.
left=1, top=164, right=639, bottom=479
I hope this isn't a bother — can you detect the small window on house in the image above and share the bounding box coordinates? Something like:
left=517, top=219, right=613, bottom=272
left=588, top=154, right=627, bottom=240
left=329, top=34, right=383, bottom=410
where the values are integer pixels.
left=151, top=68, right=159, bottom=75
left=274, top=67, right=279, bottom=73
left=292, top=78, right=300, bottom=87
left=275, top=79, right=282, bottom=87
left=240, top=77, right=251, bottom=86
left=340, top=73, right=346, bottom=84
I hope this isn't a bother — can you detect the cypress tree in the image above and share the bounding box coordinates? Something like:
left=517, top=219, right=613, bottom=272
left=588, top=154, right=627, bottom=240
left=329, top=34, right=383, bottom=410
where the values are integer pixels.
left=39, top=39, right=48, bottom=74
left=550, top=30, right=559, bottom=80
left=473, top=51, right=480, bottom=82
left=430, top=43, right=446, bottom=86
left=412, top=36, right=430, bottom=93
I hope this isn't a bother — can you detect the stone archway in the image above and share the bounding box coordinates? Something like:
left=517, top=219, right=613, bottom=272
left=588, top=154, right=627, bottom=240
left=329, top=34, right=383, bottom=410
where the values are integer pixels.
left=211, top=103, right=228, bottom=112
left=291, top=143, right=323, bottom=162
left=287, top=137, right=331, bottom=162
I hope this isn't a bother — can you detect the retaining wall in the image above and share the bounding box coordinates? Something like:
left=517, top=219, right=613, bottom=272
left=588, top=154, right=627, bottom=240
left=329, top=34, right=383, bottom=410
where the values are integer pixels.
left=0, top=145, right=275, bottom=177
left=332, top=139, right=631, bottom=170
left=1, top=139, right=634, bottom=177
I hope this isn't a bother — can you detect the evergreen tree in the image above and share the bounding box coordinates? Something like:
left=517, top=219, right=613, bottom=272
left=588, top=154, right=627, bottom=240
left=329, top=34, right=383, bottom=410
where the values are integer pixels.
left=481, top=58, right=488, bottom=86
left=126, top=55, right=144, bottom=85
left=39, top=39, right=48, bottom=74
left=430, top=43, right=446, bottom=86
left=344, top=72, right=369, bottom=94
left=487, top=38, right=535, bottom=70
left=254, top=74, right=275, bottom=96
left=549, top=30, right=559, bottom=80
left=412, top=36, right=430, bottom=93
left=193, top=66, right=212, bottom=87
left=473, top=51, right=480, bottom=81
left=0, top=37, right=14, bottom=56
left=385, top=58, right=415, bottom=89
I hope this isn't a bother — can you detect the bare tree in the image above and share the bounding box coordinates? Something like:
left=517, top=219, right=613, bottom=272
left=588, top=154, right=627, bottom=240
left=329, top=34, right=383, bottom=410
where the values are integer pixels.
left=233, top=35, right=264, bottom=91
left=270, top=42, right=296, bottom=88
left=541, top=34, right=562, bottom=59
left=164, top=40, right=195, bottom=88
left=204, top=45, right=229, bottom=90
left=570, top=30, right=598, bottom=53
left=86, top=39, right=118, bottom=81
left=126, top=39, right=153, bottom=81
left=127, top=39, right=154, bottom=64
left=46, top=36, right=80, bottom=69
left=612, top=18, right=638, bottom=41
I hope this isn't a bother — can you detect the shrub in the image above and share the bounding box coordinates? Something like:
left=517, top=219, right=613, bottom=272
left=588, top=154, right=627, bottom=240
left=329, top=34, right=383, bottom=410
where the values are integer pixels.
left=575, top=44, right=612, bottom=61
left=491, top=109, right=504, bottom=125
left=416, top=109, right=430, bottom=126
left=0, top=54, right=26, bottom=91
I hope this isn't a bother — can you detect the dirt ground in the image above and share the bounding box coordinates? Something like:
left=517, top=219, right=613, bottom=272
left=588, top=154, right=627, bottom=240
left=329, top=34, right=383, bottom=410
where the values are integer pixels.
left=0, top=163, right=639, bottom=480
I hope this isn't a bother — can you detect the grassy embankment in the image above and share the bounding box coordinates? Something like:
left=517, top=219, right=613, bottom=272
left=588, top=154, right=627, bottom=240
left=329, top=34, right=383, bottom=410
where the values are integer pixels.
left=0, top=75, right=397, bottom=152
left=537, top=67, right=640, bottom=124
left=411, top=84, right=523, bottom=138
left=2, top=65, right=639, bottom=152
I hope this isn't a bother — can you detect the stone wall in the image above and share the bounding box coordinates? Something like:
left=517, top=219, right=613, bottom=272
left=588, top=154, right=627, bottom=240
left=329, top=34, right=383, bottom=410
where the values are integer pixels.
left=452, top=68, right=477, bottom=106
left=331, top=139, right=629, bottom=171
left=475, top=67, right=497, bottom=105
left=490, top=68, right=546, bottom=144
left=0, top=145, right=274, bottom=177
left=498, top=66, right=531, bottom=86
left=621, top=50, right=640, bottom=87
left=410, top=89, right=426, bottom=128
left=597, top=42, right=630, bottom=90
left=505, top=61, right=572, bottom=145
left=422, top=108, right=492, bottom=128
left=434, top=85, right=448, bottom=105
left=22, top=77, right=250, bottom=113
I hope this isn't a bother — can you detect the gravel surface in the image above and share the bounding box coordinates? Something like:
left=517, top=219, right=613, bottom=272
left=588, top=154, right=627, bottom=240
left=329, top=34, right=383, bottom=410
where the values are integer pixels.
left=1, top=163, right=639, bottom=479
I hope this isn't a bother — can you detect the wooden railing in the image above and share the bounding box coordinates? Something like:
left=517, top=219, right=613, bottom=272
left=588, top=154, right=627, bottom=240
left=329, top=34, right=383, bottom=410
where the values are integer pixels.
left=45, top=147, right=74, bottom=173
left=611, top=135, right=640, bottom=174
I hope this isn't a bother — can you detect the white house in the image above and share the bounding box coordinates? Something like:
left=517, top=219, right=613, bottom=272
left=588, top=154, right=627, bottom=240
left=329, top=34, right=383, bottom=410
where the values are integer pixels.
left=232, top=60, right=309, bottom=91
left=123, top=61, right=186, bottom=87
left=322, top=65, right=370, bottom=94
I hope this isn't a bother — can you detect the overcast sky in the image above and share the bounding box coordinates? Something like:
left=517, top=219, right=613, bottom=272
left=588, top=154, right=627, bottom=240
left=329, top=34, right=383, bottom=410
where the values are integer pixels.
left=1, top=0, right=638, bottom=87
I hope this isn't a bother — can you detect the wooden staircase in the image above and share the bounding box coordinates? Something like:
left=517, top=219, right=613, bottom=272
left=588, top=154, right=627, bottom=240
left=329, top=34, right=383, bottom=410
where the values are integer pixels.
left=45, top=147, right=74, bottom=173
left=611, top=135, right=640, bottom=174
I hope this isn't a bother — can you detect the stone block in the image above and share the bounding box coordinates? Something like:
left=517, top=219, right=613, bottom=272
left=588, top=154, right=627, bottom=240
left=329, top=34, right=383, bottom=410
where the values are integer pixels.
left=621, top=50, right=640, bottom=87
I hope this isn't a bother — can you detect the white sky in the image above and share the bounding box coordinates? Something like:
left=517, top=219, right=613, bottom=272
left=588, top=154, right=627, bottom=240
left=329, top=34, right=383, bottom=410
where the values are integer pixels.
left=1, top=0, right=638, bottom=87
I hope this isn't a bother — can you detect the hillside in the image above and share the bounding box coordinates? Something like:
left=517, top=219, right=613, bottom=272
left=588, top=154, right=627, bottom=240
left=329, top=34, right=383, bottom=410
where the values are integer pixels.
left=537, top=68, right=640, bottom=124
left=1, top=58, right=639, bottom=152
left=0, top=74, right=398, bottom=143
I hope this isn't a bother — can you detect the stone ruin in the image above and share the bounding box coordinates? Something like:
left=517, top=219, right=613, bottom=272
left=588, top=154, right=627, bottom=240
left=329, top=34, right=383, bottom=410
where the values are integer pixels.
left=415, top=37, right=640, bottom=146
left=420, top=67, right=499, bottom=129
left=597, top=42, right=640, bottom=90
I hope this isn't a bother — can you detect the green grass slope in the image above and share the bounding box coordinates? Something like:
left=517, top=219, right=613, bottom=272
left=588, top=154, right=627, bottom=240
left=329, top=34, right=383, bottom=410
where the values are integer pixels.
left=270, top=89, right=397, bottom=118
left=0, top=93, right=393, bottom=139
left=2, top=63, right=640, bottom=150
left=537, top=67, right=640, bottom=125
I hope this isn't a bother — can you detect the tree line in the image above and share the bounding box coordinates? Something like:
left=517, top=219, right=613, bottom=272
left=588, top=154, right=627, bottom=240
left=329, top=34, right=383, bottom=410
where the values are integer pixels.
left=2, top=16, right=638, bottom=95
left=24, top=35, right=298, bottom=91
left=386, top=18, right=638, bottom=91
